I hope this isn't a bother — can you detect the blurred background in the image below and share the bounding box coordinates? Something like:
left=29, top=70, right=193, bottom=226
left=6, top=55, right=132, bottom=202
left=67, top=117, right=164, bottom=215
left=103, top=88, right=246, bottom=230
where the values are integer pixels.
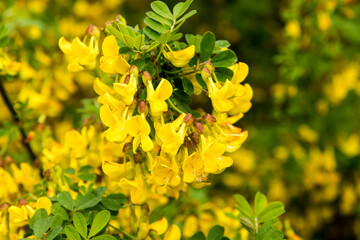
left=1, top=0, right=360, bottom=239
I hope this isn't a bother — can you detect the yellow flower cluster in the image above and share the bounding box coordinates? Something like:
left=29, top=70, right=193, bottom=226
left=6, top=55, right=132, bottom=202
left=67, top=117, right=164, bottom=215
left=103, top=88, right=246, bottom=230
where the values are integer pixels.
left=58, top=25, right=252, bottom=204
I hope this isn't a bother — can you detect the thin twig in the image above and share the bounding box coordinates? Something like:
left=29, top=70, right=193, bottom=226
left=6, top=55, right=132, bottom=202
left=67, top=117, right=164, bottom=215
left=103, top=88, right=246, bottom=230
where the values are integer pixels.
left=0, top=77, right=36, bottom=161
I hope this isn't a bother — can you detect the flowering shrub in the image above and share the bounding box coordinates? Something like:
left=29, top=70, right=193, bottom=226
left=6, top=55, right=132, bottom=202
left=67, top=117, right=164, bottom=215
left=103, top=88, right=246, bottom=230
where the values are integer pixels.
left=0, top=0, right=298, bottom=239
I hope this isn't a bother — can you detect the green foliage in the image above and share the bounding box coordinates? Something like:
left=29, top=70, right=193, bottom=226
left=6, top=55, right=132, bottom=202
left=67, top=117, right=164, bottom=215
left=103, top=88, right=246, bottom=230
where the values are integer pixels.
left=234, top=192, right=285, bottom=240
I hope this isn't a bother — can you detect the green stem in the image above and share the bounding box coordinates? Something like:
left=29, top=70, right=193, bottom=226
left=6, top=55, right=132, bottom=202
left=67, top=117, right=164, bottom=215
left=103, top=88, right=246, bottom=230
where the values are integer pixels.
left=163, top=66, right=195, bottom=74
left=108, top=224, right=139, bottom=240
left=0, top=77, right=36, bottom=161
left=166, top=99, right=183, bottom=114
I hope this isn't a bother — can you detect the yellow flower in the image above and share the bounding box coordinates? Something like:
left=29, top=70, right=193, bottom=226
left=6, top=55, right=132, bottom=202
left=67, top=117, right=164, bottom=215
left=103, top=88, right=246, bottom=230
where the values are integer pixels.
left=125, top=115, right=154, bottom=153
left=285, top=20, right=301, bottom=38
left=0, top=168, right=18, bottom=201
left=93, top=78, right=114, bottom=103
left=102, top=160, right=134, bottom=181
left=149, top=217, right=168, bottom=235
left=11, top=163, right=40, bottom=192
left=113, top=66, right=138, bottom=105
left=146, top=78, right=173, bottom=117
left=207, top=79, right=236, bottom=113
left=36, top=197, right=52, bottom=214
left=317, top=12, right=332, bottom=32
left=118, top=164, right=148, bottom=204
left=183, top=215, right=198, bottom=238
left=229, top=62, right=249, bottom=84
left=8, top=206, right=29, bottom=227
left=164, top=224, right=181, bottom=240
left=163, top=44, right=195, bottom=67
left=58, top=36, right=98, bottom=72
left=214, top=120, right=248, bottom=153
left=0, top=49, right=22, bottom=76
left=156, top=113, right=187, bottom=156
left=200, top=136, right=233, bottom=173
left=182, top=152, right=204, bottom=183
left=100, top=35, right=130, bottom=74
left=152, top=156, right=181, bottom=187
left=100, top=93, right=128, bottom=142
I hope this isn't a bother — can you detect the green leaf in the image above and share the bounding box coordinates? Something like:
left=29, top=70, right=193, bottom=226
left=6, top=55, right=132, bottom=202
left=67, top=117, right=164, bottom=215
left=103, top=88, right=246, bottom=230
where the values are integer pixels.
left=34, top=216, right=53, bottom=240
left=147, top=42, right=160, bottom=52
left=215, top=40, right=230, bottom=48
left=255, top=225, right=284, bottom=240
left=146, top=11, right=172, bottom=26
left=0, top=24, right=10, bottom=48
left=169, top=33, right=183, bottom=42
left=88, top=210, right=111, bottom=238
left=143, top=26, right=160, bottom=41
left=50, top=215, right=63, bottom=230
left=207, top=225, right=224, bottom=240
left=30, top=209, right=48, bottom=230
left=107, top=26, right=124, bottom=41
left=178, top=9, right=197, bottom=23
left=132, top=59, right=146, bottom=71
left=76, top=192, right=101, bottom=211
left=258, top=202, right=285, bottom=223
left=211, top=50, right=237, bottom=68
left=182, top=77, right=194, bottom=95
left=44, top=226, right=61, bottom=240
left=50, top=204, right=69, bottom=221
left=101, top=193, right=127, bottom=211
left=158, top=30, right=172, bottom=44
left=91, top=235, right=117, bottom=240
left=173, top=0, right=193, bottom=19
left=234, top=194, right=254, bottom=219
left=73, top=212, right=87, bottom=239
left=78, top=173, right=96, bottom=181
left=151, top=1, right=173, bottom=20
left=215, top=68, right=234, bottom=82
left=144, top=17, right=170, bottom=34
left=64, top=168, right=75, bottom=175
left=255, top=192, right=268, bottom=216
left=239, top=216, right=256, bottom=235
left=64, top=225, right=81, bottom=240
left=200, top=32, right=216, bottom=62
left=134, top=34, right=145, bottom=50
left=189, top=232, right=206, bottom=240
left=57, top=191, right=74, bottom=211
left=123, top=35, right=135, bottom=49
left=195, top=74, right=207, bottom=90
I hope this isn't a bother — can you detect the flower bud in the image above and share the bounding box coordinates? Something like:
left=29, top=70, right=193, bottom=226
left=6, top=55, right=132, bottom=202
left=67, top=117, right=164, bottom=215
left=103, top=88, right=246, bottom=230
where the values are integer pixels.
left=124, top=75, right=130, bottom=84
left=138, top=101, right=147, bottom=114
left=148, top=229, right=159, bottom=240
left=203, top=113, right=216, bottom=125
left=116, top=14, right=127, bottom=25
left=201, top=67, right=212, bottom=80
left=129, top=65, right=139, bottom=76
left=184, top=113, right=194, bottom=126
left=134, top=152, right=143, bottom=163
left=85, top=24, right=100, bottom=39
left=123, top=142, right=132, bottom=153
left=18, top=198, right=27, bottom=206
left=44, top=169, right=51, bottom=181
left=0, top=202, right=9, bottom=210
left=195, top=122, right=204, bottom=134
left=142, top=71, right=152, bottom=82
left=189, top=132, right=199, bottom=145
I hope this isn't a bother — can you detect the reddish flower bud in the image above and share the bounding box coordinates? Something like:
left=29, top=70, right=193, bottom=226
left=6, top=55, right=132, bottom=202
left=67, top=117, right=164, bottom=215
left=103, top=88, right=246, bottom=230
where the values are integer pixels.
left=195, top=122, right=204, bottom=134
